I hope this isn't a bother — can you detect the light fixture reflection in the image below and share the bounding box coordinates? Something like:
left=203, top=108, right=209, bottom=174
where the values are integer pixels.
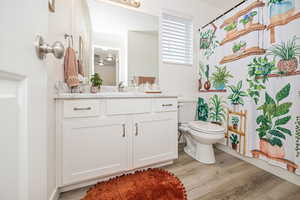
left=106, top=53, right=114, bottom=62
left=97, top=58, right=104, bottom=66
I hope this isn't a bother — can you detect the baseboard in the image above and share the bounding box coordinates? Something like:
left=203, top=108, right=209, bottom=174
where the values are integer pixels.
left=59, top=160, right=174, bottom=193
left=49, top=188, right=59, bottom=200
left=216, top=144, right=300, bottom=186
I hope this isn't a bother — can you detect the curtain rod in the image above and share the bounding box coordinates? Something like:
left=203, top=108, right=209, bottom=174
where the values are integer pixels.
left=199, top=0, right=247, bottom=31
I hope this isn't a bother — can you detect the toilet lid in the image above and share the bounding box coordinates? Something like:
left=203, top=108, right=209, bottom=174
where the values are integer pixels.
left=188, top=121, right=225, bottom=134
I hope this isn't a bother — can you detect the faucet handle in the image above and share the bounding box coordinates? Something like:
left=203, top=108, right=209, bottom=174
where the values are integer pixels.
left=118, top=81, right=125, bottom=88
left=118, top=81, right=125, bottom=92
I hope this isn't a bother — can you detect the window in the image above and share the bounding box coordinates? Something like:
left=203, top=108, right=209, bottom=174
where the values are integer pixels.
left=161, top=12, right=193, bottom=65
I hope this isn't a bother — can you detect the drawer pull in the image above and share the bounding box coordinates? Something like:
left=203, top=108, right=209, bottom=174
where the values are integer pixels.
left=122, top=124, right=126, bottom=137
left=73, top=107, right=92, bottom=111
left=162, top=104, right=173, bottom=107
left=135, top=123, right=138, bottom=136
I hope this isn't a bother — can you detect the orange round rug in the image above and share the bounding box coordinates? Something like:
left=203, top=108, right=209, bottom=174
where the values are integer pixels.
left=82, top=169, right=187, bottom=200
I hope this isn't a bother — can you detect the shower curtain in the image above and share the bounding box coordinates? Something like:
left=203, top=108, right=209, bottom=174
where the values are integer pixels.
left=199, top=0, right=300, bottom=175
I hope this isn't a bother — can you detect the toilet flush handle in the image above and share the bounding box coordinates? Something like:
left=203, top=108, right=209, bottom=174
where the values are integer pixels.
left=135, top=123, right=139, bottom=136
left=122, top=124, right=126, bottom=138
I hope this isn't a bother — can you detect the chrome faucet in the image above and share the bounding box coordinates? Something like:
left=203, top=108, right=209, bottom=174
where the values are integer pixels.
left=118, top=81, right=125, bottom=92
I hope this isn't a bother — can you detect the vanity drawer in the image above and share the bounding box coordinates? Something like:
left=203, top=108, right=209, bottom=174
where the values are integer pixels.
left=63, top=100, right=100, bottom=118
left=106, top=99, right=151, bottom=115
left=153, top=98, right=178, bottom=112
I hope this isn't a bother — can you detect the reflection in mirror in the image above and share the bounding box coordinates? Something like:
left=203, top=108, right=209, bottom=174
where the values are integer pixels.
left=128, top=31, right=159, bottom=86
left=89, top=0, right=159, bottom=86
left=93, top=46, right=119, bottom=86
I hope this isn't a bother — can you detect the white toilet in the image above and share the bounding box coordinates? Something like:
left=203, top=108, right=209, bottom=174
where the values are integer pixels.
left=178, top=100, right=226, bottom=164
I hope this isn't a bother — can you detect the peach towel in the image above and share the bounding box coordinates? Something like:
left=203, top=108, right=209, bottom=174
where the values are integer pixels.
left=78, top=60, right=85, bottom=77
left=64, top=47, right=79, bottom=87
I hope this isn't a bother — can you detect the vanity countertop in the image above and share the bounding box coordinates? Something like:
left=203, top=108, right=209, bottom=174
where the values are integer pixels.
left=55, top=92, right=178, bottom=100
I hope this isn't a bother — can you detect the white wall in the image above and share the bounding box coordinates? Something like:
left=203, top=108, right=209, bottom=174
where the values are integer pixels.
left=127, top=31, right=159, bottom=83
left=95, top=64, right=117, bottom=86
left=47, top=0, right=92, bottom=199
left=88, top=0, right=158, bottom=34
left=73, top=0, right=93, bottom=76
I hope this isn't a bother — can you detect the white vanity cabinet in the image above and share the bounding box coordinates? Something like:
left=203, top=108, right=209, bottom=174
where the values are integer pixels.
left=56, top=95, right=178, bottom=188
left=61, top=116, right=130, bottom=185
left=132, top=113, right=178, bottom=168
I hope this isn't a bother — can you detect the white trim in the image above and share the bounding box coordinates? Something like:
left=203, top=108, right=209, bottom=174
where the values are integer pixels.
left=0, top=70, right=29, bottom=200
left=59, top=160, right=173, bottom=192
left=216, top=144, right=300, bottom=186
left=48, top=188, right=59, bottom=200
left=55, top=100, right=63, bottom=188
left=18, top=78, right=29, bottom=200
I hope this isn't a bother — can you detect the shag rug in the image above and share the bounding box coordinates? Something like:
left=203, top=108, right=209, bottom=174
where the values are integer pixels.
left=82, top=168, right=187, bottom=200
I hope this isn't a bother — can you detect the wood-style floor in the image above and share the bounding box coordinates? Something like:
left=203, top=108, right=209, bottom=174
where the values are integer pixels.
left=58, top=148, right=300, bottom=200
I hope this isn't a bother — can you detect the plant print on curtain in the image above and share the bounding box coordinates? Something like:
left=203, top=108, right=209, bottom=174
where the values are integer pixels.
left=198, top=0, right=300, bottom=175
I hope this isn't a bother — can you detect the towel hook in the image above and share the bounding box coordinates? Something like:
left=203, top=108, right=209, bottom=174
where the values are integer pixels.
left=35, top=35, right=65, bottom=60
left=64, top=34, right=74, bottom=48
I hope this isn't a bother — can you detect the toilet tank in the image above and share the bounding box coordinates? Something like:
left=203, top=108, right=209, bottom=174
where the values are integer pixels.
left=178, top=100, right=197, bottom=123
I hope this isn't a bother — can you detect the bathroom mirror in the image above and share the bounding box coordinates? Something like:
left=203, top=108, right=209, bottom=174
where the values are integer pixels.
left=93, top=46, right=119, bottom=86
left=89, top=0, right=159, bottom=86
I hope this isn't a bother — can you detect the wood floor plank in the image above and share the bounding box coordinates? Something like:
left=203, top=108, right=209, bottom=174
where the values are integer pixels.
left=260, top=181, right=300, bottom=200
left=58, top=149, right=300, bottom=200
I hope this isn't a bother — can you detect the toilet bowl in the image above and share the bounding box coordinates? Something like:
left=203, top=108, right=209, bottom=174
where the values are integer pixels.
left=182, top=121, right=225, bottom=164
left=178, top=100, right=226, bottom=164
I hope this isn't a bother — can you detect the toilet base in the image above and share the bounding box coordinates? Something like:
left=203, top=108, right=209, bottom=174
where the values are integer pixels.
left=184, top=142, right=216, bottom=164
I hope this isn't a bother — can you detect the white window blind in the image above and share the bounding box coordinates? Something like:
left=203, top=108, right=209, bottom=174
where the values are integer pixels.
left=161, top=13, right=193, bottom=65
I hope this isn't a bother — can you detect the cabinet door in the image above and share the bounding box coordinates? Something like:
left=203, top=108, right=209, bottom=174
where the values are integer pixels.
left=133, top=112, right=178, bottom=168
left=62, top=117, right=130, bottom=185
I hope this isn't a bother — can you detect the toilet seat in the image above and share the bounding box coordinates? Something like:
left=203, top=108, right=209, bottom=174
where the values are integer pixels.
left=188, top=121, right=225, bottom=135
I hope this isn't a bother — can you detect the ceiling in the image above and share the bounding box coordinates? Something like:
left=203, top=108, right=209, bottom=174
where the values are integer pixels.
left=94, top=48, right=119, bottom=57
left=94, top=48, right=119, bottom=66
left=203, top=0, right=244, bottom=10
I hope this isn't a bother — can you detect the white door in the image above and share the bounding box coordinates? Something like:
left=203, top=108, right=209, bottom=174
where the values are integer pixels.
left=62, top=117, right=130, bottom=185
left=0, top=1, right=48, bottom=200
left=133, top=113, right=178, bottom=168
